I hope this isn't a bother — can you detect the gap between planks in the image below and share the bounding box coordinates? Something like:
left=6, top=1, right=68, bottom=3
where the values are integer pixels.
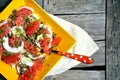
left=44, top=70, right=105, bottom=80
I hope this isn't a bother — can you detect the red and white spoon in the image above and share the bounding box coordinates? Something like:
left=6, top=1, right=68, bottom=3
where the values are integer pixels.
left=25, top=37, right=94, bottom=64
left=52, top=50, right=94, bottom=64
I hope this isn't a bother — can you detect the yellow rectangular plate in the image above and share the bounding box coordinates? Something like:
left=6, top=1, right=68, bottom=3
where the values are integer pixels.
left=0, top=0, right=76, bottom=80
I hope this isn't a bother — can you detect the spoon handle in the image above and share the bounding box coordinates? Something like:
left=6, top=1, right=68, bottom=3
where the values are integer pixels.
left=52, top=50, right=94, bottom=64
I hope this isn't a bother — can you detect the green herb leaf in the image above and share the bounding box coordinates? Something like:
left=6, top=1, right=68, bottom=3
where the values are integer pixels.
left=0, top=27, right=6, bottom=34
left=28, top=38, right=32, bottom=43
left=16, top=28, right=21, bottom=33
left=42, top=33, right=46, bottom=38
left=16, top=28, right=25, bottom=37
left=25, top=18, right=30, bottom=23
left=3, top=51, right=9, bottom=56
left=11, top=10, right=17, bottom=20
left=20, top=33, right=25, bottom=37
left=12, top=15, right=16, bottom=21
left=41, top=24, right=44, bottom=30
left=32, top=35, right=36, bottom=39
left=1, top=39, right=5, bottom=43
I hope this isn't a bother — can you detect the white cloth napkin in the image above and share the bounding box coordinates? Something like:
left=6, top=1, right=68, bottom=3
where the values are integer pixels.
left=47, top=14, right=99, bottom=76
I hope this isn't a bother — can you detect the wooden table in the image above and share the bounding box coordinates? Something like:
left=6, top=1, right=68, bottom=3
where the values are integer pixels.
left=38, top=0, right=105, bottom=80
left=0, top=0, right=106, bottom=80
left=106, top=0, right=120, bottom=80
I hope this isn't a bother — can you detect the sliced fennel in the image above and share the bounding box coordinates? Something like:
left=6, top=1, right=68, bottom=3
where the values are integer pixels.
left=2, top=36, right=24, bottom=53
left=21, top=56, right=34, bottom=66
left=11, top=26, right=26, bottom=37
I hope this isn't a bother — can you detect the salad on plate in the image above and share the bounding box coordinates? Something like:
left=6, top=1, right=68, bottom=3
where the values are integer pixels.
left=0, top=6, right=61, bottom=80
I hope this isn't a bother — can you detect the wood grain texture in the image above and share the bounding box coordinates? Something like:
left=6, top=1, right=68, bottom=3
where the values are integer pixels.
left=49, top=70, right=105, bottom=80
left=44, top=41, right=105, bottom=80
left=43, top=0, right=105, bottom=79
left=0, top=0, right=106, bottom=80
left=56, top=14, right=105, bottom=40
left=44, top=0, right=105, bottom=14
left=75, top=41, right=105, bottom=67
left=106, top=0, right=120, bottom=80
left=44, top=76, right=54, bottom=80
left=35, top=0, right=43, bottom=7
